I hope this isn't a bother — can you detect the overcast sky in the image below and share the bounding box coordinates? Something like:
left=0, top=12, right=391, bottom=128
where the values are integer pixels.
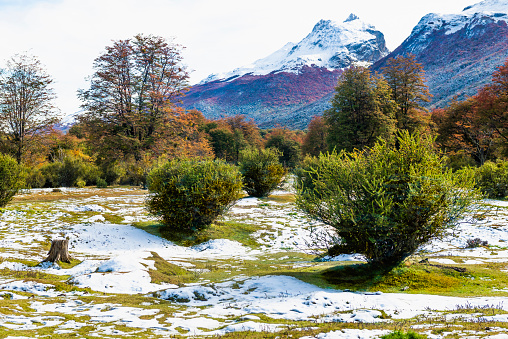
left=0, top=0, right=480, bottom=116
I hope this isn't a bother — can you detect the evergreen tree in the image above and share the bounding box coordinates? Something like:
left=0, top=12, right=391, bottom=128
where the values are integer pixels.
left=324, top=66, right=396, bottom=152
left=381, top=54, right=431, bottom=132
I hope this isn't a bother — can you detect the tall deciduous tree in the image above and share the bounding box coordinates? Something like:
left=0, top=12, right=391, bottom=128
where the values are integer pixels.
left=0, top=54, right=59, bottom=164
left=302, top=115, right=328, bottom=157
left=324, top=66, right=397, bottom=152
left=381, top=54, right=431, bottom=132
left=78, top=34, right=189, bottom=162
left=432, top=98, right=496, bottom=166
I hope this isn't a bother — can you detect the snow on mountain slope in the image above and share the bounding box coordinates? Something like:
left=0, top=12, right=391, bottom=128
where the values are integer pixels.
left=201, top=14, right=389, bottom=84
left=406, top=0, right=508, bottom=54
left=372, top=0, right=508, bottom=109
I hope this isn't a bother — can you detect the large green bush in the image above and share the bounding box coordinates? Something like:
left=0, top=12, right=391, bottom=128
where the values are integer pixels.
left=296, top=131, right=480, bottom=271
left=0, top=154, right=25, bottom=207
left=146, top=159, right=243, bottom=233
left=474, top=160, right=508, bottom=199
left=41, top=156, right=100, bottom=187
left=239, top=147, right=286, bottom=197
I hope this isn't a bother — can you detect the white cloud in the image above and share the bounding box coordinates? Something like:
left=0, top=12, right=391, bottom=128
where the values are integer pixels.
left=0, top=0, right=479, bottom=116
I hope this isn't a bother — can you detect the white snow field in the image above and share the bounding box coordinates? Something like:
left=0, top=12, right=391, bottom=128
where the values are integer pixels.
left=0, top=186, right=508, bottom=338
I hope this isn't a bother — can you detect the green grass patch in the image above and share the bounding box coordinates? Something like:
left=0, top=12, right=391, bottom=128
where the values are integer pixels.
left=283, top=260, right=508, bottom=297
left=146, top=252, right=194, bottom=286
left=132, top=220, right=263, bottom=248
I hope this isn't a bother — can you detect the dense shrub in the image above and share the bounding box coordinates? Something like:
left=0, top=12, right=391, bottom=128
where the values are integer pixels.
left=296, top=131, right=480, bottom=271
left=0, top=154, right=25, bottom=207
left=265, top=134, right=301, bottom=169
left=96, top=178, right=108, bottom=188
left=146, top=159, right=243, bottom=233
left=41, top=156, right=100, bottom=187
left=474, top=160, right=508, bottom=199
left=466, top=238, right=488, bottom=248
left=239, top=147, right=286, bottom=197
left=381, top=331, right=427, bottom=339
left=24, top=167, right=46, bottom=188
left=101, top=161, right=126, bottom=185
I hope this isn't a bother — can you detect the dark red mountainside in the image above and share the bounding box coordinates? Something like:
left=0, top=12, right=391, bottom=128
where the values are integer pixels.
left=183, top=66, right=342, bottom=129
left=182, top=15, right=389, bottom=129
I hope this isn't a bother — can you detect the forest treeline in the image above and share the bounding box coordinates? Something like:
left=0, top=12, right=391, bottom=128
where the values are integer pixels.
left=0, top=34, right=508, bottom=191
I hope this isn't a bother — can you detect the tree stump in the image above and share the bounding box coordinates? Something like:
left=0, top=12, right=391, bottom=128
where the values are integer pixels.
left=43, top=239, right=71, bottom=263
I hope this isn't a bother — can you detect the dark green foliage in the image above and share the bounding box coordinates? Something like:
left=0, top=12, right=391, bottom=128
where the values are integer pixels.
left=41, top=156, right=100, bottom=187
left=96, top=178, right=108, bottom=188
left=206, top=127, right=246, bottom=163
left=296, top=131, right=480, bottom=271
left=0, top=153, right=25, bottom=207
left=24, top=167, right=46, bottom=188
left=239, top=147, right=286, bottom=198
left=381, top=331, right=427, bottom=339
left=100, top=161, right=126, bottom=185
left=474, top=160, right=508, bottom=198
left=324, top=66, right=397, bottom=153
left=146, top=159, right=243, bottom=233
left=265, top=134, right=301, bottom=169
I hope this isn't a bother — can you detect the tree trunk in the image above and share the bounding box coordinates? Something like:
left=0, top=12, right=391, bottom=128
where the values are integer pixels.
left=43, top=239, right=71, bottom=263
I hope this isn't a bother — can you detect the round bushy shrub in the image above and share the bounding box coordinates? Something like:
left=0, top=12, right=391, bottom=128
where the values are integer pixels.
left=239, top=147, right=286, bottom=197
left=41, top=156, right=100, bottom=187
left=296, top=131, right=480, bottom=271
left=146, top=159, right=243, bottom=233
left=474, top=160, right=508, bottom=199
left=0, top=154, right=25, bottom=207
left=96, top=178, right=108, bottom=188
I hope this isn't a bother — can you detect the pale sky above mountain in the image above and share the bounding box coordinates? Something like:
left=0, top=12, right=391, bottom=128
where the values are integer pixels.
left=0, top=0, right=481, bottom=116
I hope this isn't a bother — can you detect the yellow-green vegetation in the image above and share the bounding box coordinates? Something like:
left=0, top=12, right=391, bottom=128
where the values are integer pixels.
left=239, top=146, right=286, bottom=198
left=133, top=220, right=263, bottom=248
left=282, top=260, right=508, bottom=298
left=146, top=252, right=193, bottom=286
left=146, top=159, right=243, bottom=233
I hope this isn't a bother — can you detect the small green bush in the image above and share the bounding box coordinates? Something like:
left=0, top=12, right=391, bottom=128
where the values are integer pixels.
left=0, top=154, right=25, bottom=207
left=296, top=131, right=480, bottom=271
left=96, top=178, right=108, bottom=188
left=381, top=331, right=427, bottom=339
left=474, top=160, right=508, bottom=199
left=75, top=179, right=86, bottom=188
left=239, top=147, right=286, bottom=197
left=146, top=159, right=243, bottom=233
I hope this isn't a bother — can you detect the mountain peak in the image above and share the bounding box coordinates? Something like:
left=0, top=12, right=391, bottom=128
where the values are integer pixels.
left=199, top=16, right=389, bottom=83
left=344, top=13, right=360, bottom=22
left=463, top=0, right=508, bottom=14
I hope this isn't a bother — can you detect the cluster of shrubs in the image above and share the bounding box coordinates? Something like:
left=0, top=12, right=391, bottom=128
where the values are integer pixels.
left=22, top=156, right=157, bottom=190
left=0, top=132, right=488, bottom=276
left=147, top=147, right=286, bottom=233
left=473, top=160, right=508, bottom=199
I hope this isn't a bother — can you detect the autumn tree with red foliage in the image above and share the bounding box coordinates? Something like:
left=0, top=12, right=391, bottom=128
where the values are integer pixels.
left=432, top=99, right=496, bottom=166
left=77, top=34, right=190, bottom=164
left=302, top=115, right=328, bottom=157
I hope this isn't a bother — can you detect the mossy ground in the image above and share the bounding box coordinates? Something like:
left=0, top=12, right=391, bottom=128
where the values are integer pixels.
left=0, top=188, right=508, bottom=338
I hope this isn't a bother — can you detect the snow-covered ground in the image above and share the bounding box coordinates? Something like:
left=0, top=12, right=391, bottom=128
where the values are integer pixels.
left=1, top=187, right=508, bottom=337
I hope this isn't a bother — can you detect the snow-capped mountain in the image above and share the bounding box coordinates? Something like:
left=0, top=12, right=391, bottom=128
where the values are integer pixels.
left=183, top=15, right=389, bottom=128
left=372, top=0, right=508, bottom=108
left=201, top=14, right=389, bottom=84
